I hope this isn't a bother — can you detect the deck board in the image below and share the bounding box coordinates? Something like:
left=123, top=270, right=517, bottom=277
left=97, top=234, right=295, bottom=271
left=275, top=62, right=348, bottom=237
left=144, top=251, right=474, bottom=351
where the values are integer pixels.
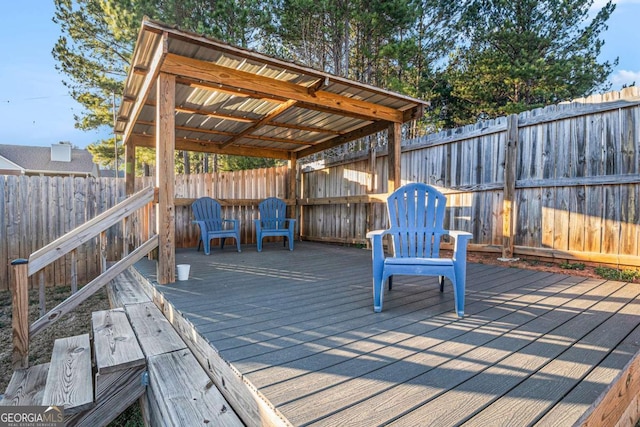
left=134, top=242, right=640, bottom=426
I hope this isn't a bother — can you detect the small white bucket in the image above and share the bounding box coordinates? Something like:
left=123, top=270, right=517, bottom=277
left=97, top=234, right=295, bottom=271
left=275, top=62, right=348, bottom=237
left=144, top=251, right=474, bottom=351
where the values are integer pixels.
left=177, top=264, right=191, bottom=281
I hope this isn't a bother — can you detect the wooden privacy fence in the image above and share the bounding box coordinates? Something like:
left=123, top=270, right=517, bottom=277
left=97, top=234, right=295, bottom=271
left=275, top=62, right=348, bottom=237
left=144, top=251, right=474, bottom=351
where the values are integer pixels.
left=0, top=167, right=291, bottom=291
left=301, top=87, right=640, bottom=268
left=10, top=186, right=158, bottom=368
left=0, top=175, right=127, bottom=291
left=2, top=88, right=639, bottom=292
left=134, top=166, right=291, bottom=251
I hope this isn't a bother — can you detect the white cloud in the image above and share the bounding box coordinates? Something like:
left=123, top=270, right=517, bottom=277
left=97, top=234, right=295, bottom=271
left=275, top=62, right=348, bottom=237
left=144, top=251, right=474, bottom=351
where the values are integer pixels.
left=611, top=69, right=640, bottom=88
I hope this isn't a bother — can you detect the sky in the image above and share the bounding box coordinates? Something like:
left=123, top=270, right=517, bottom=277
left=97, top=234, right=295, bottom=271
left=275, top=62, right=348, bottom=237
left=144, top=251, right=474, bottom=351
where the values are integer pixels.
left=0, top=1, right=639, bottom=149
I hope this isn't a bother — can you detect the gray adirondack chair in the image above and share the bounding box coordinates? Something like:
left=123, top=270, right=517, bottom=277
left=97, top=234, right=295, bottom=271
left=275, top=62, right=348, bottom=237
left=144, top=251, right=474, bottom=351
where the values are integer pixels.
left=366, top=183, right=472, bottom=317
left=254, top=197, right=296, bottom=252
left=192, top=197, right=241, bottom=255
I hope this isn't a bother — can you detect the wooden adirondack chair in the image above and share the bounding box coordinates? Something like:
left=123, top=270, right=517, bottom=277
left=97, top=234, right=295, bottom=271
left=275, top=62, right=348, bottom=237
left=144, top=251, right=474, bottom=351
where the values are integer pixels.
left=254, top=197, right=296, bottom=252
left=366, top=183, right=472, bottom=317
left=192, top=197, right=241, bottom=255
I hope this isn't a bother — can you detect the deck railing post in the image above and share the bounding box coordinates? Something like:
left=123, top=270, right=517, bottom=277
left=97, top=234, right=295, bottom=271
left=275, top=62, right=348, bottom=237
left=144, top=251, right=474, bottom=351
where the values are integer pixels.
left=11, top=259, right=30, bottom=369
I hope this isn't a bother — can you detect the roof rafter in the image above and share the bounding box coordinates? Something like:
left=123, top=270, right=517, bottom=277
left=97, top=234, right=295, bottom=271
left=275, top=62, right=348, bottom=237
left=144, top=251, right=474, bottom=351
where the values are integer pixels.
left=296, top=120, right=390, bottom=158
left=220, top=100, right=298, bottom=148
left=175, top=106, right=255, bottom=123
left=161, top=53, right=404, bottom=123
left=131, top=134, right=291, bottom=159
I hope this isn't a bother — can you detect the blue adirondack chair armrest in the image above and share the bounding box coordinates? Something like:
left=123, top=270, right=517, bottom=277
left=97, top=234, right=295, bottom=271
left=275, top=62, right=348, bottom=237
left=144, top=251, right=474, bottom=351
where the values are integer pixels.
left=192, top=219, right=239, bottom=232
left=366, top=229, right=390, bottom=257
left=444, top=230, right=473, bottom=260
left=254, top=217, right=295, bottom=231
left=221, top=218, right=240, bottom=229
left=192, top=219, right=207, bottom=231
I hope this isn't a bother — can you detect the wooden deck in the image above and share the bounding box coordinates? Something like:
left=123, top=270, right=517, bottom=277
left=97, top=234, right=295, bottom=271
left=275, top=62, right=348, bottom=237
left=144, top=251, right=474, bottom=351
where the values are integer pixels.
left=133, top=241, right=640, bottom=426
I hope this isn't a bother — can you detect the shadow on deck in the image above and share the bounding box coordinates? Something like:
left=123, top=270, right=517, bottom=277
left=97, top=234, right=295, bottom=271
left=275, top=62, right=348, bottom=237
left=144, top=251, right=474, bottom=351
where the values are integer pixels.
left=133, top=241, right=640, bottom=426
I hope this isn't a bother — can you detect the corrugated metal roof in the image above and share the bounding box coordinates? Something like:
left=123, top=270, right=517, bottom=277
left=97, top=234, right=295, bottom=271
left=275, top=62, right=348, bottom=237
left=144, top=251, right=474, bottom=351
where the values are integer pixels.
left=116, top=18, right=428, bottom=160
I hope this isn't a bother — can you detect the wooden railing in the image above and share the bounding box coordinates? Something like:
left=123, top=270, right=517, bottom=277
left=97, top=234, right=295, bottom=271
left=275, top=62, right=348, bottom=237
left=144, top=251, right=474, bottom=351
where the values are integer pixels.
left=10, top=186, right=158, bottom=369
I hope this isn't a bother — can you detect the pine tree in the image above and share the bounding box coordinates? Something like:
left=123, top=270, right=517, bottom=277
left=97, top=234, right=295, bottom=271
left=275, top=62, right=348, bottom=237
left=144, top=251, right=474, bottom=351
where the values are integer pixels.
left=425, top=0, right=617, bottom=127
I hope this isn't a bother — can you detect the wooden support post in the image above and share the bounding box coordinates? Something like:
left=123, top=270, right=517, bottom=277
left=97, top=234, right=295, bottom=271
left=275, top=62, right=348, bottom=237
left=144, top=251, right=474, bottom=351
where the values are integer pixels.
left=123, top=140, right=137, bottom=256
left=11, top=259, right=29, bottom=369
left=502, top=114, right=519, bottom=260
left=387, top=122, right=402, bottom=192
left=156, top=72, right=176, bottom=284
left=369, top=138, right=377, bottom=193
left=288, top=154, right=298, bottom=239
left=125, top=140, right=136, bottom=196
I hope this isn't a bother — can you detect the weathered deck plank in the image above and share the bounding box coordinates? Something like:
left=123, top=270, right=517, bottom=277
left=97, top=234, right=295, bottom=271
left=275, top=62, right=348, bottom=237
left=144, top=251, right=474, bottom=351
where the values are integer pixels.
left=0, top=363, right=49, bottom=406
left=93, top=308, right=145, bottom=374
left=147, top=349, right=244, bottom=427
left=42, top=334, right=93, bottom=414
left=125, top=302, right=186, bottom=357
left=133, top=242, right=640, bottom=426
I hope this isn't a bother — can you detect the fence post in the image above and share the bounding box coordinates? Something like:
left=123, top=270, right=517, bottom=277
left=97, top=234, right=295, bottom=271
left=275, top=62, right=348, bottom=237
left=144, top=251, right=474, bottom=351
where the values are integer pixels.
left=502, top=114, right=519, bottom=259
left=11, top=259, right=30, bottom=369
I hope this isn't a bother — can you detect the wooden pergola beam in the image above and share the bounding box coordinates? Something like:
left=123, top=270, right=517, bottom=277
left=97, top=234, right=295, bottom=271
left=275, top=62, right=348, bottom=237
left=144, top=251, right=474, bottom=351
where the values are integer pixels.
left=177, top=77, right=284, bottom=103
left=296, top=120, right=390, bottom=158
left=175, top=106, right=256, bottom=123
left=220, top=100, right=298, bottom=148
left=161, top=53, right=404, bottom=123
left=132, top=124, right=317, bottom=147
left=131, top=134, right=291, bottom=159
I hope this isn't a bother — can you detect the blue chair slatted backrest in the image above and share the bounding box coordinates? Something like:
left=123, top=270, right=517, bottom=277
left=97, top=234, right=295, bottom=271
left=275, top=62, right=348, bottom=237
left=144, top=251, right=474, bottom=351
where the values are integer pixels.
left=387, top=183, right=447, bottom=259
left=191, top=197, right=241, bottom=255
left=254, top=197, right=295, bottom=252
left=259, top=197, right=288, bottom=230
left=192, top=197, right=224, bottom=231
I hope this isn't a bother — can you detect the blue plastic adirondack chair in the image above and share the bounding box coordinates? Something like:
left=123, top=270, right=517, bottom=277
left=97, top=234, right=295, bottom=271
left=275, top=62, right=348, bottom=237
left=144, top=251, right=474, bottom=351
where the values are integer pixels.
left=254, top=197, right=296, bottom=252
left=366, top=183, right=472, bottom=317
left=192, top=197, right=241, bottom=255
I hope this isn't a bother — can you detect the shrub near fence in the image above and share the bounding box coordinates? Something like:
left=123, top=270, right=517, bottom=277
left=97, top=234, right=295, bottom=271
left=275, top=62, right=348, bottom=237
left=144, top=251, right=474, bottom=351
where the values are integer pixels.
left=302, top=87, right=640, bottom=268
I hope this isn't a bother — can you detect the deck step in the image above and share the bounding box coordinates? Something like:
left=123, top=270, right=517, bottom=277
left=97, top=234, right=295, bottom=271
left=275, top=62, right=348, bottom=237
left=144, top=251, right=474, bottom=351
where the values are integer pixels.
left=93, top=308, right=145, bottom=375
left=0, top=363, right=50, bottom=406
left=66, top=308, right=147, bottom=427
left=147, top=349, right=243, bottom=426
left=106, top=268, right=151, bottom=307
left=42, top=334, right=93, bottom=414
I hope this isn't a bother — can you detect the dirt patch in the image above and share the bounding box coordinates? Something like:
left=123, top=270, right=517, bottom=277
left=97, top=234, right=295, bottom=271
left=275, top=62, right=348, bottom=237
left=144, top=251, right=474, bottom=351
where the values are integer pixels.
left=0, top=286, right=110, bottom=393
left=465, top=251, right=640, bottom=282
left=0, top=286, right=142, bottom=426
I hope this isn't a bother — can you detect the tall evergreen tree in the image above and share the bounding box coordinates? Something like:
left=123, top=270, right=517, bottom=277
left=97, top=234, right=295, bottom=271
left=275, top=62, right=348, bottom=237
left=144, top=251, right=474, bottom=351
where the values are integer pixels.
left=53, top=0, right=272, bottom=172
left=425, top=0, right=617, bottom=127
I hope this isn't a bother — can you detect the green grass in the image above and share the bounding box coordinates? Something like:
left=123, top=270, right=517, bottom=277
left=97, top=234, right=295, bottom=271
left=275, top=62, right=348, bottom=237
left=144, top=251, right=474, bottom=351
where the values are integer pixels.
left=595, top=266, right=640, bottom=282
left=559, top=261, right=586, bottom=270
left=108, top=403, right=144, bottom=427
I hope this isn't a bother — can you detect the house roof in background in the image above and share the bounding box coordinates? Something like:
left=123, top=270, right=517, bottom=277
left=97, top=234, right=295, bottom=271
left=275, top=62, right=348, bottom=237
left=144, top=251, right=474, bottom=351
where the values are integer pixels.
left=0, top=144, right=98, bottom=175
left=116, top=18, right=428, bottom=160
